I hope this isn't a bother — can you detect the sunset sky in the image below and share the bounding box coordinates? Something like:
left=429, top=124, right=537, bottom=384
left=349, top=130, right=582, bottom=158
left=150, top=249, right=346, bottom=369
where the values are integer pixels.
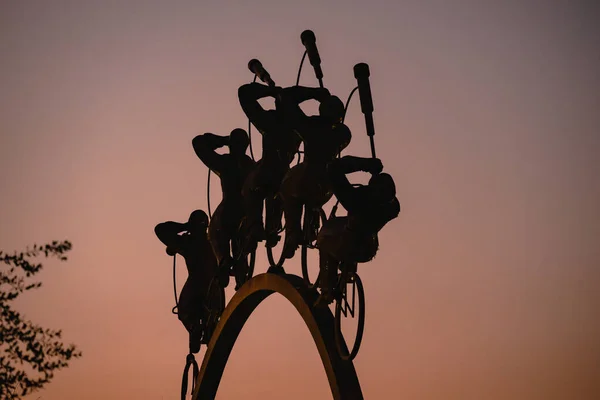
left=1, top=1, right=599, bottom=399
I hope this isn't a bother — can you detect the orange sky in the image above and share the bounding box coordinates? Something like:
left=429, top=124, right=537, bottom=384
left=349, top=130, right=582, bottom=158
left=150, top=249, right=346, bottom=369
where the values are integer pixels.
left=1, top=1, right=599, bottom=399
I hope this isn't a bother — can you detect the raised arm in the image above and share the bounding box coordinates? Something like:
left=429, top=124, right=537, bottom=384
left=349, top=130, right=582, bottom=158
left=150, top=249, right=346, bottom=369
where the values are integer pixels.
left=327, top=156, right=382, bottom=212
left=238, top=83, right=281, bottom=133
left=154, top=221, right=188, bottom=255
left=192, top=133, right=228, bottom=175
left=282, top=86, right=330, bottom=108
left=280, top=86, right=330, bottom=136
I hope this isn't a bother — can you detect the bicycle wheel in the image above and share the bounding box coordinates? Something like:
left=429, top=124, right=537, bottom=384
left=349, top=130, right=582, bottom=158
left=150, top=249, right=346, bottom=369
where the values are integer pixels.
left=301, top=207, right=327, bottom=287
left=202, top=276, right=225, bottom=344
left=265, top=196, right=286, bottom=269
left=266, top=240, right=286, bottom=268
left=334, top=271, right=365, bottom=361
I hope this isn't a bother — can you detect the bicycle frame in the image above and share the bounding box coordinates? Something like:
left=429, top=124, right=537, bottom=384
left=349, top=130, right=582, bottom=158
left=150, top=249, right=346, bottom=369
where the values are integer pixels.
left=337, top=264, right=358, bottom=318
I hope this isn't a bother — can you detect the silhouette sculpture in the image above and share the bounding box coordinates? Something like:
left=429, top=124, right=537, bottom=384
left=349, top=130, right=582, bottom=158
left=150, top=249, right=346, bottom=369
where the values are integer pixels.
left=238, top=75, right=302, bottom=256
left=315, top=156, right=400, bottom=307
left=154, top=210, right=221, bottom=353
left=193, top=130, right=255, bottom=290
left=155, top=29, right=400, bottom=400
left=278, top=85, right=351, bottom=260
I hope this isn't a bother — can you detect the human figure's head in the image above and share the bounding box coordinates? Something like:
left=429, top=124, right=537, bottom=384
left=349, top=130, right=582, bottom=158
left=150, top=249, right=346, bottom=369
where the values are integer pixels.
left=319, top=95, right=345, bottom=123
left=229, top=128, right=249, bottom=156
left=368, top=173, right=396, bottom=204
left=187, top=210, right=209, bottom=234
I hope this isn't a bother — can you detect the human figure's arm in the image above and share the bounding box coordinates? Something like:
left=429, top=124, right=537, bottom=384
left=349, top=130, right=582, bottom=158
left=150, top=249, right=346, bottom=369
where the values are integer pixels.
left=154, top=222, right=188, bottom=255
left=280, top=86, right=330, bottom=141
left=327, top=156, right=383, bottom=212
left=281, top=86, right=330, bottom=109
left=192, top=133, right=228, bottom=175
left=238, top=83, right=281, bottom=133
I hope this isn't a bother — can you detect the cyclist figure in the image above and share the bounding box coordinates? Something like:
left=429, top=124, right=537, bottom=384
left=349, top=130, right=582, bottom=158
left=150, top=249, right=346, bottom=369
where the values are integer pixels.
left=192, top=129, right=255, bottom=290
left=278, top=86, right=351, bottom=259
left=154, top=210, right=219, bottom=352
left=314, top=156, right=400, bottom=306
left=237, top=82, right=302, bottom=250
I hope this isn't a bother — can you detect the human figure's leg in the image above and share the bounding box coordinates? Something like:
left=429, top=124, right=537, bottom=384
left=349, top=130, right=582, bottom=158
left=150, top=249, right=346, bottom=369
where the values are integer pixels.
left=178, top=277, right=205, bottom=353
left=280, top=164, right=306, bottom=259
left=316, top=217, right=348, bottom=256
left=281, top=196, right=303, bottom=259
left=208, top=203, right=232, bottom=268
left=315, top=217, right=359, bottom=306
left=241, top=165, right=267, bottom=242
left=230, top=237, right=249, bottom=290
left=314, top=250, right=339, bottom=307
left=258, top=158, right=288, bottom=248
left=265, top=194, right=283, bottom=247
left=218, top=200, right=249, bottom=290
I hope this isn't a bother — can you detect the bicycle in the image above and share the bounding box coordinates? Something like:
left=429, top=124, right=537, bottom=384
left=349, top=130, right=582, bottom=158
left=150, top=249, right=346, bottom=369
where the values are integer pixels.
left=308, top=205, right=366, bottom=361
left=332, top=261, right=365, bottom=361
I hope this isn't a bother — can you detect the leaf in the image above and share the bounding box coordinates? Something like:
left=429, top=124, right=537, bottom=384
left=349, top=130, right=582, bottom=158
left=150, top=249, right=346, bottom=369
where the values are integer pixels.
left=1, top=240, right=81, bottom=398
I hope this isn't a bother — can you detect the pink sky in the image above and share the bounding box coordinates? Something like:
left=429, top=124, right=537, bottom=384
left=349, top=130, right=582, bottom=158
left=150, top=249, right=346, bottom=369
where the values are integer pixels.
left=1, top=1, right=599, bottom=399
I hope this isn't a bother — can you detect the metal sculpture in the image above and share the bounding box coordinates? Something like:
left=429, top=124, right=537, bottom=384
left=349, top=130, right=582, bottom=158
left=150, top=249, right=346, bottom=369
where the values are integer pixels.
left=154, top=210, right=221, bottom=354
left=238, top=61, right=301, bottom=267
left=154, top=29, right=401, bottom=400
left=192, top=129, right=256, bottom=290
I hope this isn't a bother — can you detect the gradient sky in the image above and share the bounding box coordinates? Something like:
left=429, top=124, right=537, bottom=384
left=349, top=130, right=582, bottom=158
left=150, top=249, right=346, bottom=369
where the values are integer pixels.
left=1, top=1, right=599, bottom=399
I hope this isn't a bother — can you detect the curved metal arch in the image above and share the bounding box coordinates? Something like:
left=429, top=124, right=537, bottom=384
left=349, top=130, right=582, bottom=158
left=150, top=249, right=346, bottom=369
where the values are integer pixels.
left=193, top=273, right=363, bottom=400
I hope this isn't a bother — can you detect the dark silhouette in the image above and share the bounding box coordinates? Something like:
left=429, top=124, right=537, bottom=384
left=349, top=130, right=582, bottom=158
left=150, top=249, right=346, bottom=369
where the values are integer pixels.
left=192, top=130, right=255, bottom=289
left=315, top=156, right=400, bottom=306
left=353, top=63, right=377, bottom=158
left=278, top=85, right=352, bottom=259
left=0, top=240, right=81, bottom=399
left=237, top=82, right=302, bottom=250
left=154, top=30, right=398, bottom=394
left=155, top=210, right=219, bottom=353
left=300, top=30, right=324, bottom=87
